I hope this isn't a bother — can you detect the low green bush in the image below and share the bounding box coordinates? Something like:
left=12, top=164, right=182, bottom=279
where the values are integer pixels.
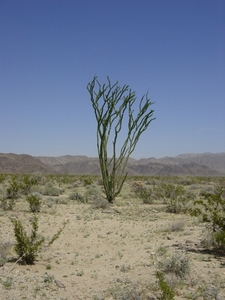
left=10, top=215, right=45, bottom=264
left=43, top=184, right=62, bottom=196
left=156, top=271, right=175, bottom=300
left=139, top=187, right=154, bottom=204
left=0, top=174, right=7, bottom=183
left=0, top=197, right=15, bottom=211
left=10, top=215, right=68, bottom=265
left=84, top=186, right=101, bottom=202
left=80, top=175, right=93, bottom=186
left=190, top=185, right=225, bottom=248
left=6, top=176, right=20, bottom=200
left=19, top=174, right=39, bottom=195
left=26, top=193, right=42, bottom=212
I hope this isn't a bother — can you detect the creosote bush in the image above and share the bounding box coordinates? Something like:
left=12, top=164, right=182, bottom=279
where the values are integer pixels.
left=80, top=175, right=94, bottom=186
left=190, top=185, right=225, bottom=249
left=19, top=174, right=39, bottom=195
left=10, top=215, right=68, bottom=264
left=10, top=215, right=45, bottom=264
left=26, top=193, right=42, bottom=213
left=6, top=176, right=20, bottom=201
left=0, top=197, right=15, bottom=211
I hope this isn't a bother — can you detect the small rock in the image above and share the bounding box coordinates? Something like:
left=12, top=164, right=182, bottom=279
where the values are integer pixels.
left=54, top=279, right=65, bottom=288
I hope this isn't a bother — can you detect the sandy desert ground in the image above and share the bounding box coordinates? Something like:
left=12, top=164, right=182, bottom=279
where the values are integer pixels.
left=0, top=174, right=224, bottom=300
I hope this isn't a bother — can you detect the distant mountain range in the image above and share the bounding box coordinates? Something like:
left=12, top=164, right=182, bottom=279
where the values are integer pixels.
left=0, top=153, right=57, bottom=174
left=0, top=152, right=224, bottom=176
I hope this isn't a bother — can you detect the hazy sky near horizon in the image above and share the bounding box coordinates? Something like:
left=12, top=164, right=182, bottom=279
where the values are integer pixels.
left=1, top=0, right=225, bottom=159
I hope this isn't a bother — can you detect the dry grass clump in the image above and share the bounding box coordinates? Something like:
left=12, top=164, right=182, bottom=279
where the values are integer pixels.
left=169, top=220, right=185, bottom=232
left=158, top=252, right=190, bottom=280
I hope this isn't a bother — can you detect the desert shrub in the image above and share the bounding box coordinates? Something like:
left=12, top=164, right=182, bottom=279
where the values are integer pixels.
left=19, top=174, right=38, bottom=195
left=1, top=277, right=13, bottom=290
left=199, top=186, right=214, bottom=197
left=45, top=197, right=59, bottom=207
left=1, top=198, right=15, bottom=211
left=190, top=185, right=225, bottom=248
left=84, top=186, right=101, bottom=202
left=26, top=193, right=42, bottom=212
left=132, top=182, right=155, bottom=204
left=132, top=181, right=145, bottom=195
left=43, top=183, right=62, bottom=196
left=91, top=195, right=109, bottom=209
left=6, top=176, right=20, bottom=200
left=108, top=282, right=143, bottom=300
left=29, top=184, right=42, bottom=193
left=162, top=185, right=194, bottom=213
left=45, top=181, right=54, bottom=187
left=0, top=188, right=15, bottom=211
left=68, top=191, right=85, bottom=202
left=169, top=220, right=185, bottom=232
left=140, top=187, right=154, bottom=204
left=156, top=271, right=175, bottom=300
left=48, top=220, right=68, bottom=245
left=10, top=215, right=68, bottom=264
left=80, top=175, right=93, bottom=186
left=10, top=215, right=45, bottom=264
left=58, top=175, right=76, bottom=185
left=56, top=197, right=68, bottom=204
left=177, top=176, right=195, bottom=186
left=166, top=195, right=187, bottom=213
left=158, top=252, right=190, bottom=279
left=0, top=174, right=7, bottom=183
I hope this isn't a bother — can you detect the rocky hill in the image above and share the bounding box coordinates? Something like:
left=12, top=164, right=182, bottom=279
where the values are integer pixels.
left=0, top=153, right=58, bottom=174
left=36, top=152, right=225, bottom=176
left=0, top=152, right=224, bottom=176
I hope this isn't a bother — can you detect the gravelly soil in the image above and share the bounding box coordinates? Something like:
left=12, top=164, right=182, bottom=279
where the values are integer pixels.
left=0, top=178, right=225, bottom=300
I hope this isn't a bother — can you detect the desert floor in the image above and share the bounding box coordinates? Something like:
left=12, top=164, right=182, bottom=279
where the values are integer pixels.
left=0, top=175, right=225, bottom=300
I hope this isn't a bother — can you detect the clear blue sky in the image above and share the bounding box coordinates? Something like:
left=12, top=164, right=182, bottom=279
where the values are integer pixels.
left=1, top=0, right=225, bottom=159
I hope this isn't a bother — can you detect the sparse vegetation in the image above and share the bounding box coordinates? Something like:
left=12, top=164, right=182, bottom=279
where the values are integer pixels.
left=43, top=182, right=62, bottom=196
left=158, top=252, right=190, bottom=279
left=190, top=185, right=225, bottom=249
left=10, top=214, right=67, bottom=265
left=10, top=215, right=45, bottom=264
left=0, top=173, right=224, bottom=299
left=156, top=271, right=176, bottom=300
left=68, top=191, right=85, bottom=202
left=26, top=193, right=42, bottom=212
